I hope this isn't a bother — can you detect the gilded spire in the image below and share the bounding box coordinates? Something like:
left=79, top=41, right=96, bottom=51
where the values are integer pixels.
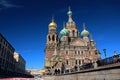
left=60, top=22, right=69, bottom=36
left=66, top=7, right=76, bottom=28
left=69, top=6, right=70, bottom=11
left=66, top=6, right=76, bottom=27
left=67, top=6, right=72, bottom=16
left=52, top=15, right=54, bottom=22
left=90, top=33, right=94, bottom=41
left=83, top=23, right=86, bottom=30
left=63, top=22, right=65, bottom=28
left=48, top=15, right=57, bottom=28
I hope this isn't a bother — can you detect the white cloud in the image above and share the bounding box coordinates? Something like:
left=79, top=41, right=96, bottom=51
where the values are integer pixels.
left=0, top=0, right=22, bottom=10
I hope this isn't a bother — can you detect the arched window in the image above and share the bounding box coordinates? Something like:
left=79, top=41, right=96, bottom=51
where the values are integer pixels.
left=72, top=30, right=75, bottom=37
left=56, top=35, right=58, bottom=41
left=66, top=60, right=68, bottom=65
left=89, top=51, right=91, bottom=56
left=76, top=60, right=77, bottom=65
left=75, top=51, right=77, bottom=55
left=48, top=35, right=51, bottom=41
left=66, top=51, right=68, bottom=55
left=79, top=60, right=81, bottom=65
left=82, top=60, right=84, bottom=64
left=78, top=51, right=80, bottom=55
left=52, top=35, right=55, bottom=41
left=1, top=47, right=4, bottom=56
left=81, top=51, right=83, bottom=56
left=77, top=31, right=79, bottom=37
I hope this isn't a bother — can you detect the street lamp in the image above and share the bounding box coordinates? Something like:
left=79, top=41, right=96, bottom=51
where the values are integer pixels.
left=103, top=48, right=106, bottom=59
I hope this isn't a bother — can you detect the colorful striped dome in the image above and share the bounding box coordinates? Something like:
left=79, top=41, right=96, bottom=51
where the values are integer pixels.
left=60, top=27, right=69, bottom=36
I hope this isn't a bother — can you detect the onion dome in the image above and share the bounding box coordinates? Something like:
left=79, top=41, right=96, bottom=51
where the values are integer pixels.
left=60, top=27, right=69, bottom=36
left=81, top=29, right=89, bottom=37
left=81, top=23, right=89, bottom=37
left=48, top=16, right=57, bottom=28
left=66, top=7, right=76, bottom=27
left=67, top=9, right=72, bottom=15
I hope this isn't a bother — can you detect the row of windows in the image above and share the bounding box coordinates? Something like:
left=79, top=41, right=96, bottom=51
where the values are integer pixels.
left=0, top=58, right=15, bottom=71
left=0, top=36, right=25, bottom=73
left=69, top=30, right=79, bottom=37
left=47, top=30, right=78, bottom=42
left=0, top=45, right=14, bottom=61
left=0, top=41, right=14, bottom=53
left=0, top=44, right=16, bottom=71
left=0, top=38, right=8, bottom=48
left=66, top=51, right=92, bottom=56
left=66, top=59, right=84, bottom=65
left=0, top=57, right=25, bottom=73
left=48, top=35, right=58, bottom=42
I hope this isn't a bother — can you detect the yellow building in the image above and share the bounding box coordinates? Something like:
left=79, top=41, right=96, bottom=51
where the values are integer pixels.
left=27, top=69, right=44, bottom=76
left=14, top=52, right=26, bottom=73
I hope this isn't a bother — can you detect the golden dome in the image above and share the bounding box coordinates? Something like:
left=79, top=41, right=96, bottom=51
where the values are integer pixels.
left=49, top=21, right=57, bottom=28
left=48, top=16, right=57, bottom=28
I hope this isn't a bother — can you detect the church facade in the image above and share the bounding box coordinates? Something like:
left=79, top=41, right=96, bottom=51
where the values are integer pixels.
left=44, top=8, right=101, bottom=74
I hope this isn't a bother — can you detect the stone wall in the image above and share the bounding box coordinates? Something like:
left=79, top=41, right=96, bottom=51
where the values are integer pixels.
left=43, top=64, right=120, bottom=80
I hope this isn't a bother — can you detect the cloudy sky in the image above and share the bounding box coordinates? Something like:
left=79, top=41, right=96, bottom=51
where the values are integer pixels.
left=0, top=0, right=120, bottom=70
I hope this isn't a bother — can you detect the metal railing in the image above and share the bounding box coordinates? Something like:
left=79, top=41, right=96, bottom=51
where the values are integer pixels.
left=97, top=54, right=120, bottom=66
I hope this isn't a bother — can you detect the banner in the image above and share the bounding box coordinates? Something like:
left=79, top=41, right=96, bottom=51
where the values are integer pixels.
left=2, top=78, right=34, bottom=80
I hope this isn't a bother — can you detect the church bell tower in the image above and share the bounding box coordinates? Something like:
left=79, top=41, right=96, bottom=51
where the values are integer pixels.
left=45, top=17, right=59, bottom=68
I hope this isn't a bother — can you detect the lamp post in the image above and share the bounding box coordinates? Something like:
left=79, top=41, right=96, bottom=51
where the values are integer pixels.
left=103, top=48, right=106, bottom=59
left=103, top=48, right=107, bottom=80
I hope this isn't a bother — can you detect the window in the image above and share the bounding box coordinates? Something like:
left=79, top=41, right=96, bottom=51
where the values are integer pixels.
left=77, top=31, right=79, bottom=37
left=56, top=35, right=58, bottom=41
left=90, top=59, right=92, bottom=63
left=72, top=30, right=75, bottom=37
left=3, top=41, right=5, bottom=45
left=52, top=35, right=55, bottom=41
left=82, top=60, right=84, bottom=64
left=79, top=60, right=81, bottom=65
left=75, top=51, right=77, bottom=55
left=1, top=47, right=4, bottom=56
left=81, top=51, right=83, bottom=56
left=0, top=38, right=2, bottom=43
left=78, top=51, right=80, bottom=55
left=66, top=60, right=68, bottom=65
left=75, top=60, right=77, bottom=65
left=48, top=35, right=51, bottom=41
left=66, top=51, right=68, bottom=55
left=89, top=51, right=91, bottom=56
left=3, top=48, right=6, bottom=58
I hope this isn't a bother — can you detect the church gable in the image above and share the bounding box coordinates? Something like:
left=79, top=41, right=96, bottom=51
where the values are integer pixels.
left=70, top=38, right=87, bottom=46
